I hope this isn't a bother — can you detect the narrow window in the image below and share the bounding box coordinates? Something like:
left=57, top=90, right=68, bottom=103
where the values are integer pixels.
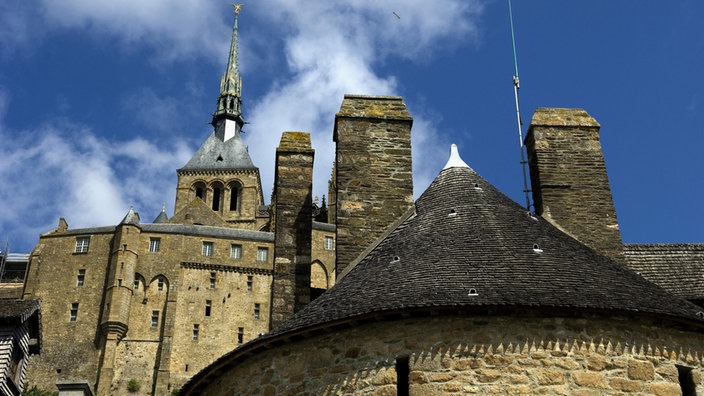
left=149, top=237, right=161, bottom=253
left=237, top=327, right=244, bottom=344
left=76, top=269, right=86, bottom=287
left=133, top=279, right=140, bottom=290
left=75, top=236, right=90, bottom=253
left=117, top=278, right=122, bottom=287
left=151, top=311, right=159, bottom=328
left=195, top=187, right=204, bottom=199
left=69, top=303, right=79, bottom=322
left=247, top=275, right=253, bottom=292
left=230, top=244, right=242, bottom=259
left=192, top=324, right=199, bottom=340
left=396, top=356, right=410, bottom=396
left=202, top=242, right=213, bottom=257
left=324, top=236, right=334, bottom=250
left=257, top=247, right=268, bottom=262
left=157, top=278, right=164, bottom=291
left=229, top=187, right=239, bottom=211
left=212, top=187, right=221, bottom=211
left=209, top=272, right=216, bottom=289
left=254, top=303, right=260, bottom=320
left=205, top=300, right=212, bottom=317
left=185, top=364, right=189, bottom=372
left=677, top=365, right=696, bottom=396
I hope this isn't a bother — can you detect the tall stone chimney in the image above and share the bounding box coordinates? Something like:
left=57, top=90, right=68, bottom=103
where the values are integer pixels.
left=333, top=95, right=414, bottom=277
left=270, top=132, right=314, bottom=330
left=525, top=108, right=624, bottom=263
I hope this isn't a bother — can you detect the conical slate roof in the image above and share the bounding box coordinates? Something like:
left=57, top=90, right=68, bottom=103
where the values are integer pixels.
left=179, top=133, right=255, bottom=171
left=272, top=148, right=704, bottom=336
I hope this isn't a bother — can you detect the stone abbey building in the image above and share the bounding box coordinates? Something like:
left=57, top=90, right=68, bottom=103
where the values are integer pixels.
left=20, top=7, right=704, bottom=396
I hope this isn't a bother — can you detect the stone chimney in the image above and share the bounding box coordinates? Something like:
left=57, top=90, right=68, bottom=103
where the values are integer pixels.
left=333, top=95, right=414, bottom=277
left=525, top=108, right=624, bottom=264
left=270, top=132, right=314, bottom=330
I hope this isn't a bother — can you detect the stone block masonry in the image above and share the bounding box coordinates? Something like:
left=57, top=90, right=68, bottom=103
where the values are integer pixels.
left=333, top=95, right=414, bottom=277
left=526, top=108, right=625, bottom=264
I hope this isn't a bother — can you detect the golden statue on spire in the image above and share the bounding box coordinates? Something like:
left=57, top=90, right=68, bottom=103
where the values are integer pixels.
left=233, top=4, right=243, bottom=15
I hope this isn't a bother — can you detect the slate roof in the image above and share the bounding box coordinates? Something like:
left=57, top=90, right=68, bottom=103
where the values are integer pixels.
left=179, top=133, right=256, bottom=171
left=183, top=149, right=704, bottom=392
left=272, top=159, right=704, bottom=335
left=625, top=243, right=704, bottom=301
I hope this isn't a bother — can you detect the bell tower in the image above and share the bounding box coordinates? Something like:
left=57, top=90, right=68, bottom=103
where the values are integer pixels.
left=174, top=5, right=266, bottom=230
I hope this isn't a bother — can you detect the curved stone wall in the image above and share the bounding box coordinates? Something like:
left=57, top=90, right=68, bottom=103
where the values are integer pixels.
left=193, top=314, right=704, bottom=395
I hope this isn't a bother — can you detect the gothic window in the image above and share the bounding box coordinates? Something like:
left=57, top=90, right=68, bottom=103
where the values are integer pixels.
left=74, top=236, right=90, bottom=253
left=230, top=244, right=242, bottom=259
left=76, top=269, right=86, bottom=286
left=70, top=303, right=79, bottom=322
left=149, top=237, right=160, bottom=253
left=202, top=242, right=214, bottom=257
left=257, top=247, right=268, bottom=262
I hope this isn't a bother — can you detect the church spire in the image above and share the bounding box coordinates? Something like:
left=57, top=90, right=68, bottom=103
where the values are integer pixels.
left=213, top=4, right=245, bottom=141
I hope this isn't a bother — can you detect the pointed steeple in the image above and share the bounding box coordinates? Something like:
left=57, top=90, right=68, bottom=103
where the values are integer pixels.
left=213, top=4, right=245, bottom=141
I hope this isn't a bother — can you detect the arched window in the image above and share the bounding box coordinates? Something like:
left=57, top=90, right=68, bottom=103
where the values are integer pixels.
left=229, top=182, right=241, bottom=211
left=211, top=182, right=224, bottom=212
left=193, top=182, right=207, bottom=201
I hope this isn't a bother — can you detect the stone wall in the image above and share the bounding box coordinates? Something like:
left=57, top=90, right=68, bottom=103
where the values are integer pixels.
left=333, top=95, right=414, bottom=277
left=526, top=108, right=624, bottom=264
left=193, top=314, right=704, bottom=395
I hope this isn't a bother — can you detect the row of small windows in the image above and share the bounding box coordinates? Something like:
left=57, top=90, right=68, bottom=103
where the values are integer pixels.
left=202, top=242, right=268, bottom=262
left=193, top=181, right=241, bottom=212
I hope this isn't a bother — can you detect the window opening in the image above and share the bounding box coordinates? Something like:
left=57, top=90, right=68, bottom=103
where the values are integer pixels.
left=247, top=275, right=253, bottom=292
left=254, top=303, right=260, bottom=320
left=230, top=244, right=242, bottom=259
left=192, top=324, right=199, bottom=340
left=212, top=187, right=221, bottom=211
left=230, top=185, right=239, bottom=211
left=151, top=311, right=159, bottom=328
left=209, top=272, right=216, bottom=289
left=75, top=237, right=90, bottom=253
left=396, top=356, right=410, bottom=396
left=77, top=269, right=86, bottom=287
left=117, top=279, right=122, bottom=287
left=257, top=247, right=268, bottom=262
left=134, top=279, right=140, bottom=290
left=205, top=300, right=212, bottom=317
left=158, top=278, right=164, bottom=291
left=237, top=327, right=244, bottom=344
left=202, top=242, right=213, bottom=257
left=195, top=187, right=204, bottom=199
left=677, top=365, right=696, bottom=396
left=324, top=236, right=334, bottom=250
left=149, top=238, right=161, bottom=253
left=70, top=303, right=79, bottom=322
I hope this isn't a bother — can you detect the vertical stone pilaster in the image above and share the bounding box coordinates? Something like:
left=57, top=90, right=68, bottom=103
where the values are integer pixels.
left=333, top=95, right=414, bottom=277
left=270, top=132, right=314, bottom=330
left=526, top=108, right=624, bottom=264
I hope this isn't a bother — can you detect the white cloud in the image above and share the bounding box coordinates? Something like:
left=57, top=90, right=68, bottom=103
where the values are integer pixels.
left=244, top=0, right=484, bottom=200
left=0, top=117, right=192, bottom=252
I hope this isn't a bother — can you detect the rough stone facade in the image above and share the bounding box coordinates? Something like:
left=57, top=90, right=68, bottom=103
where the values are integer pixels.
left=526, top=108, right=625, bottom=264
left=22, top=213, right=332, bottom=393
left=192, top=315, right=704, bottom=395
left=333, top=95, right=414, bottom=276
left=270, top=132, right=314, bottom=329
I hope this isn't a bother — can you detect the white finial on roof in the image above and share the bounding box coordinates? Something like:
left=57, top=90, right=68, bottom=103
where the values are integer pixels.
left=443, top=144, right=469, bottom=170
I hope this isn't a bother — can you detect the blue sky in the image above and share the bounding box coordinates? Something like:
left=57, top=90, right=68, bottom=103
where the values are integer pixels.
left=0, top=1, right=701, bottom=253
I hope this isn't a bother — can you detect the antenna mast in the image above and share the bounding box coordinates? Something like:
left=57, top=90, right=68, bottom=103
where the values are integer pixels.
left=508, top=0, right=532, bottom=210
